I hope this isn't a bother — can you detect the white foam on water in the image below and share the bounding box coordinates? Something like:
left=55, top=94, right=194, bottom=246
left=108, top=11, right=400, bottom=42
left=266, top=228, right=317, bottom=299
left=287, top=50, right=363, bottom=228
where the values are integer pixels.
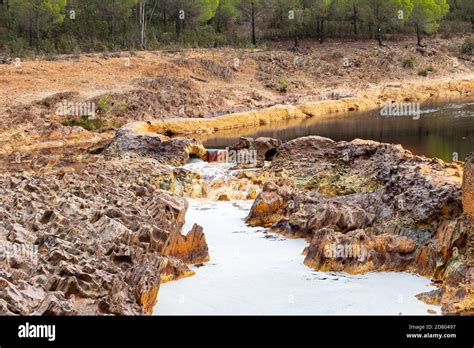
left=182, top=159, right=234, bottom=182
left=445, top=101, right=474, bottom=109
left=154, top=200, right=440, bottom=315
left=419, top=108, right=440, bottom=115
left=182, top=159, right=261, bottom=183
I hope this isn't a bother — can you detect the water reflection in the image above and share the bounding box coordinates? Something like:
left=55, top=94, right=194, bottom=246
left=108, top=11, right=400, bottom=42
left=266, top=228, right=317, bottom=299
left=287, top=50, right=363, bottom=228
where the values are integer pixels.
left=201, top=98, right=474, bottom=162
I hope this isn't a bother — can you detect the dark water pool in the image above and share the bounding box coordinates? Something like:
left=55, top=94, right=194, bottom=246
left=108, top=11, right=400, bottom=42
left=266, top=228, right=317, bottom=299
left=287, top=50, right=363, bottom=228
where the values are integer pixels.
left=202, top=98, right=474, bottom=162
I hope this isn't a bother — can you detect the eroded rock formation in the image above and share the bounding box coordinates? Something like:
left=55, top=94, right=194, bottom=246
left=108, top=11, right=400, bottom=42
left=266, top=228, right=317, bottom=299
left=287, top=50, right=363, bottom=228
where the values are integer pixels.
left=417, top=153, right=473, bottom=314
left=247, top=136, right=472, bottom=314
left=0, top=157, right=209, bottom=315
left=105, top=124, right=207, bottom=166
left=462, top=153, right=474, bottom=218
left=1, top=125, right=471, bottom=315
left=229, top=137, right=283, bottom=167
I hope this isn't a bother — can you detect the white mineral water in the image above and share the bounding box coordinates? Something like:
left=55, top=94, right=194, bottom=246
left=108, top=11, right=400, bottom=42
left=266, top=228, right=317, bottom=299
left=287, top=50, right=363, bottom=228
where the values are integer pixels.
left=154, top=200, right=440, bottom=315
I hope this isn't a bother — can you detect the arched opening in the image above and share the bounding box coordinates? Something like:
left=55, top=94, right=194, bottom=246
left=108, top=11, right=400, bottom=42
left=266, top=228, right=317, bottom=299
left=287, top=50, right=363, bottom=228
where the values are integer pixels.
left=265, top=148, right=277, bottom=161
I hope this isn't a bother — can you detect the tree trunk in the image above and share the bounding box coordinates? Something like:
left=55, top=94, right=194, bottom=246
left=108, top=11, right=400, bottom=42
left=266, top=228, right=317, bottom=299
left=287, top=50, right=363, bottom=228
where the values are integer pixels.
left=416, top=24, right=422, bottom=46
left=35, top=9, right=40, bottom=51
left=376, top=25, right=383, bottom=46
left=319, top=18, right=324, bottom=44
left=86, top=13, right=94, bottom=47
left=294, top=23, right=299, bottom=48
left=278, top=2, right=283, bottom=24
left=2, top=0, right=11, bottom=30
left=138, top=0, right=146, bottom=49
left=251, top=0, right=256, bottom=45
left=29, top=19, right=32, bottom=47
left=89, top=25, right=93, bottom=47
left=375, top=3, right=381, bottom=45
left=353, top=5, right=358, bottom=41
left=163, top=9, right=166, bottom=29
left=216, top=1, right=222, bottom=33
left=316, top=15, right=320, bottom=42
left=176, top=9, right=182, bottom=37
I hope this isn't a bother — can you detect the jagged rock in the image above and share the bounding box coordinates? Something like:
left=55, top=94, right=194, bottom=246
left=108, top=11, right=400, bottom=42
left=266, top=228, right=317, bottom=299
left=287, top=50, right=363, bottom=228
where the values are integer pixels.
left=0, top=298, right=17, bottom=315
left=248, top=136, right=470, bottom=314
left=0, top=277, right=45, bottom=315
left=462, top=153, right=474, bottom=218
left=105, top=124, right=207, bottom=166
left=0, top=57, right=12, bottom=64
left=159, top=257, right=195, bottom=283
left=108, top=126, right=169, bottom=153
left=271, top=136, right=338, bottom=176
left=254, top=137, right=282, bottom=161
left=0, top=157, right=209, bottom=315
left=229, top=136, right=282, bottom=168
left=416, top=249, right=473, bottom=315
left=32, top=292, right=78, bottom=315
left=231, top=137, right=254, bottom=151
left=304, top=228, right=417, bottom=273
left=246, top=178, right=299, bottom=228
left=163, top=224, right=209, bottom=264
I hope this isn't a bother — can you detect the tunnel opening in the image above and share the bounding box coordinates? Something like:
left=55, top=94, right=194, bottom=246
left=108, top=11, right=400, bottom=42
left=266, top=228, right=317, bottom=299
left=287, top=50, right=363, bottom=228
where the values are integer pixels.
left=265, top=148, right=277, bottom=161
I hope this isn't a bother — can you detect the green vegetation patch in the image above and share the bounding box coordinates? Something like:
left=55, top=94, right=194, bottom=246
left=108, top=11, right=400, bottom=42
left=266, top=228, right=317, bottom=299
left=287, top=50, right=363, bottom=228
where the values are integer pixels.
left=461, top=38, right=474, bottom=55
left=402, top=58, right=415, bottom=69
left=61, top=116, right=104, bottom=132
left=418, top=69, right=428, bottom=77
left=277, top=76, right=289, bottom=93
left=0, top=0, right=468, bottom=55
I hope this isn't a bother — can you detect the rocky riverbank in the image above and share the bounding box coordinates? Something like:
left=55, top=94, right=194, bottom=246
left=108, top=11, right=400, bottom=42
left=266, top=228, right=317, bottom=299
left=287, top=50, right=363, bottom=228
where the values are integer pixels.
left=0, top=37, right=473, bottom=316
left=109, top=77, right=474, bottom=138
left=244, top=136, right=473, bottom=314
left=0, top=117, right=472, bottom=315
left=0, top=155, right=209, bottom=315
left=1, top=38, right=473, bottom=174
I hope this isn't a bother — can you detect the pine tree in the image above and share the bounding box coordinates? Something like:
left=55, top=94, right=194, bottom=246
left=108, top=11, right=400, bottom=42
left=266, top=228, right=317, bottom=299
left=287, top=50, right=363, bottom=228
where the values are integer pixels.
left=9, top=0, right=66, bottom=51
left=364, top=0, right=413, bottom=46
left=409, top=0, right=449, bottom=46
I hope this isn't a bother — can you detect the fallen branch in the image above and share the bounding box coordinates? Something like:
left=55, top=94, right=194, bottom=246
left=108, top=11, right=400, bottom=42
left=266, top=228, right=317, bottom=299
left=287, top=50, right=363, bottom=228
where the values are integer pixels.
left=191, top=75, right=209, bottom=83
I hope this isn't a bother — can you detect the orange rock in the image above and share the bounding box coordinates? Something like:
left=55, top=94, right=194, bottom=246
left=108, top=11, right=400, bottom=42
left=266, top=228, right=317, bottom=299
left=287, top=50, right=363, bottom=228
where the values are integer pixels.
left=163, top=224, right=210, bottom=264
left=462, top=153, right=474, bottom=218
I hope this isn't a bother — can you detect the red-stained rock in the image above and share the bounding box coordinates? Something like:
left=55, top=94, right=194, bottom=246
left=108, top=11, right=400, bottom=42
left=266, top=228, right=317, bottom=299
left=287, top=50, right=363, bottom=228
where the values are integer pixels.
left=304, top=228, right=417, bottom=273
left=163, top=224, right=209, bottom=264
left=246, top=178, right=299, bottom=228
left=0, top=157, right=209, bottom=315
left=248, top=136, right=471, bottom=314
left=462, top=153, right=474, bottom=218
left=104, top=125, right=206, bottom=166
left=229, top=136, right=282, bottom=167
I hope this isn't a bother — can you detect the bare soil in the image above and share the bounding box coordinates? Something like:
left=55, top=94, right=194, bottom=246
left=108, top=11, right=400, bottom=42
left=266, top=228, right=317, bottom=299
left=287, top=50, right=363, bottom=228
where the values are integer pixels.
left=0, top=37, right=472, bottom=170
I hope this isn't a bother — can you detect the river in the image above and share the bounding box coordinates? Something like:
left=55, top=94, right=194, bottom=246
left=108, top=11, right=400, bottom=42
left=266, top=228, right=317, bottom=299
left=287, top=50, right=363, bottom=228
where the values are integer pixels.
left=202, top=98, right=474, bottom=162
left=153, top=98, right=474, bottom=315
left=154, top=199, right=440, bottom=315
